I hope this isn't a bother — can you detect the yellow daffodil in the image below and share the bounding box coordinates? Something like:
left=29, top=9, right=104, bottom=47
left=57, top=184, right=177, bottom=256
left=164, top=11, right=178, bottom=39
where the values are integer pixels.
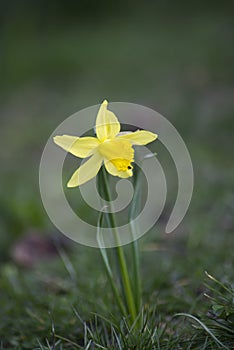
left=53, top=100, right=157, bottom=187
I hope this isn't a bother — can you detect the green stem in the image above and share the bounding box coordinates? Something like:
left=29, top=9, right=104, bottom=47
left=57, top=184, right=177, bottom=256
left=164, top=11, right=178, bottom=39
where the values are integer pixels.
left=130, top=225, right=141, bottom=313
left=101, top=167, right=137, bottom=324
left=115, top=238, right=137, bottom=323
left=129, top=168, right=142, bottom=314
left=97, top=216, right=128, bottom=318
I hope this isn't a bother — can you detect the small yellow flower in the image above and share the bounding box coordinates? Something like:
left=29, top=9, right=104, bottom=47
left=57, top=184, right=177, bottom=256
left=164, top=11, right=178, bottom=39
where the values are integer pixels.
left=54, top=100, right=157, bottom=187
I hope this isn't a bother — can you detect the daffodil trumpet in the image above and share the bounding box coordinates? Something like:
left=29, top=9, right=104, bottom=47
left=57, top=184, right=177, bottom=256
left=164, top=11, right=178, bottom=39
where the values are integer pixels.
left=53, top=100, right=157, bottom=187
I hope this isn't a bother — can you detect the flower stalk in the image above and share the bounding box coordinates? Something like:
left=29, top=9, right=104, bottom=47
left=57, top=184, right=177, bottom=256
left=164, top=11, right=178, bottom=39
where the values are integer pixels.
left=99, top=167, right=137, bottom=324
left=129, top=165, right=142, bottom=314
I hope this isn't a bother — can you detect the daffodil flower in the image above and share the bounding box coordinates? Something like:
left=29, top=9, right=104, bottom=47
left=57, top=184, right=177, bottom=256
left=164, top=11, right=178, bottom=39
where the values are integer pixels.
left=53, top=100, right=157, bottom=187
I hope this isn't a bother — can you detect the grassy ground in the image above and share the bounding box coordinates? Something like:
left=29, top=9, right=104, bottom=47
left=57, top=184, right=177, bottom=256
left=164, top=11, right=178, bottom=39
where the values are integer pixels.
left=0, top=2, right=234, bottom=349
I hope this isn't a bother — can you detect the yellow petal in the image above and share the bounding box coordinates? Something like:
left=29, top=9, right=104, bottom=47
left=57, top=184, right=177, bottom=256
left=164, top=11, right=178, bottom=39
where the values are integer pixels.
left=95, top=100, right=120, bottom=141
left=118, top=130, right=157, bottom=145
left=104, top=159, right=133, bottom=178
left=98, top=139, right=134, bottom=162
left=54, top=135, right=99, bottom=158
left=67, top=152, right=103, bottom=187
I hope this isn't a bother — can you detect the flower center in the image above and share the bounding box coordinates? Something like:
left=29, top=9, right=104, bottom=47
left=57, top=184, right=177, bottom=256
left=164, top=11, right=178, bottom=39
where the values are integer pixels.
left=98, top=139, right=134, bottom=163
left=110, top=159, right=133, bottom=172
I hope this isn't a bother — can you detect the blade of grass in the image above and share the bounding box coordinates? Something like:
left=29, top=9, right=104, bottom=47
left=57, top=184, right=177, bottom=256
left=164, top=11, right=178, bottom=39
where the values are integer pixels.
left=54, top=334, right=83, bottom=349
left=174, top=313, right=230, bottom=350
left=128, top=152, right=157, bottom=314
left=56, top=244, right=77, bottom=284
left=205, top=271, right=234, bottom=296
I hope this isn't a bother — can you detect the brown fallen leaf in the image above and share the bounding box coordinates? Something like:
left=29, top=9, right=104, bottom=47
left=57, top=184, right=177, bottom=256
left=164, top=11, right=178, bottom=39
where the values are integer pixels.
left=11, top=229, right=70, bottom=267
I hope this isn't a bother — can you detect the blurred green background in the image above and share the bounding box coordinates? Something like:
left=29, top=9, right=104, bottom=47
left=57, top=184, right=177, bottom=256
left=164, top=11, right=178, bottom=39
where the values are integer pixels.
left=0, top=0, right=234, bottom=345
left=1, top=0, right=234, bottom=255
